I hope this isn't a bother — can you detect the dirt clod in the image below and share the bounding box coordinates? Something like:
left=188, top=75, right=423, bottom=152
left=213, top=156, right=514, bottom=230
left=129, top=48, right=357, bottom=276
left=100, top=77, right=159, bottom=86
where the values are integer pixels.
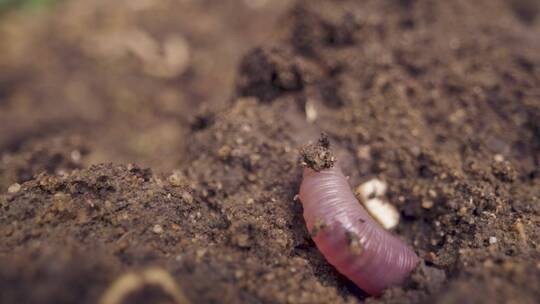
left=299, top=133, right=336, bottom=171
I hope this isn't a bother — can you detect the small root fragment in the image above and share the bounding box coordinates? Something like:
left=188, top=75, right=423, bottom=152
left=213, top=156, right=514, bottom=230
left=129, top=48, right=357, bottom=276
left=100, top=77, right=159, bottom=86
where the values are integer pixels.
left=100, top=267, right=190, bottom=304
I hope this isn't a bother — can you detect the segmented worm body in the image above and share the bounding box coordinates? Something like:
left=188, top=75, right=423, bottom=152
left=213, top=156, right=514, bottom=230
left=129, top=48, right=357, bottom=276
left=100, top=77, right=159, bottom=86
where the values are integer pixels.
left=299, top=166, right=418, bottom=296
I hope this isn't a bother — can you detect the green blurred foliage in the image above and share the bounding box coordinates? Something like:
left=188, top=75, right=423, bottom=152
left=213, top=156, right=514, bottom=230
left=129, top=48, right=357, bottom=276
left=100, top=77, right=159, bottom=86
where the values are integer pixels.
left=0, top=0, right=56, bottom=12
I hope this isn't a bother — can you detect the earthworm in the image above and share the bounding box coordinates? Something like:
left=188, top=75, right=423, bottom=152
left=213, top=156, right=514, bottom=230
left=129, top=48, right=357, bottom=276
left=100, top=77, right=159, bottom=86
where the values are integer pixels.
left=299, top=165, right=418, bottom=296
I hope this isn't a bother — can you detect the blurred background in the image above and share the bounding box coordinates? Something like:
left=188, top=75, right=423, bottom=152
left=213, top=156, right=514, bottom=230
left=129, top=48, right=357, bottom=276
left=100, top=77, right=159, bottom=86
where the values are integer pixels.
left=0, top=0, right=291, bottom=189
left=1, top=0, right=539, bottom=189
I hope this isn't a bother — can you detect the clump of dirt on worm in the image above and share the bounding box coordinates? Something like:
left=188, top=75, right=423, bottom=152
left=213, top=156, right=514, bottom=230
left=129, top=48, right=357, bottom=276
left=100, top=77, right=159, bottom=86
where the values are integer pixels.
left=299, top=133, right=336, bottom=171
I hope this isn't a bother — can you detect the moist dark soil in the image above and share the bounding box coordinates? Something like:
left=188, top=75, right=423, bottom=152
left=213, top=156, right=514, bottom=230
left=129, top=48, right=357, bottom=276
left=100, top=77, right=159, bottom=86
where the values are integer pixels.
left=1, top=0, right=540, bottom=303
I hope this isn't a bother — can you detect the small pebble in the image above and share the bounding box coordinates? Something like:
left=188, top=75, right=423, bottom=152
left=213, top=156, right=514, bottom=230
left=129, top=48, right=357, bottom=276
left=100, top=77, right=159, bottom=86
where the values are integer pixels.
left=180, top=191, right=193, bottom=204
left=217, top=145, right=232, bottom=159
left=234, top=233, right=250, bottom=248
left=70, top=150, right=82, bottom=163
left=421, top=200, right=434, bottom=209
left=356, top=178, right=387, bottom=201
left=152, top=224, right=164, bottom=234
left=363, top=198, right=399, bottom=230
left=8, top=183, right=21, bottom=193
left=425, top=252, right=437, bottom=263
left=494, top=154, right=504, bottom=162
left=234, top=269, right=245, bottom=279
left=488, top=236, right=497, bottom=245
left=168, top=171, right=184, bottom=186
left=514, top=221, right=527, bottom=241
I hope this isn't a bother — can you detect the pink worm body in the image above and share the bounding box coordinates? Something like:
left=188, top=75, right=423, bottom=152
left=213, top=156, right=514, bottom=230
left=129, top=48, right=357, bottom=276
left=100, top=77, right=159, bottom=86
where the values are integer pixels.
left=299, top=166, right=418, bottom=296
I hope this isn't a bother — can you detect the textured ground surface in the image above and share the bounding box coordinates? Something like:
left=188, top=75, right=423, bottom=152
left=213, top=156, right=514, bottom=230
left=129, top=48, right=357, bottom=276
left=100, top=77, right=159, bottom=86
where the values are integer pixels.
left=1, top=0, right=540, bottom=303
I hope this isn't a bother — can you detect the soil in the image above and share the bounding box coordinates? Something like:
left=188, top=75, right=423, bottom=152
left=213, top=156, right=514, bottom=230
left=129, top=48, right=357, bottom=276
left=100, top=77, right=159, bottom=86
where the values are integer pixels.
left=1, top=0, right=540, bottom=303
left=299, top=134, right=336, bottom=171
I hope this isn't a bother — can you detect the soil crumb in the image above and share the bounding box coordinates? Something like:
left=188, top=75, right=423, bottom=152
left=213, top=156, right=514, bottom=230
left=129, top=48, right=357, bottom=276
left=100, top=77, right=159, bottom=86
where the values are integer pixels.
left=300, top=133, right=336, bottom=171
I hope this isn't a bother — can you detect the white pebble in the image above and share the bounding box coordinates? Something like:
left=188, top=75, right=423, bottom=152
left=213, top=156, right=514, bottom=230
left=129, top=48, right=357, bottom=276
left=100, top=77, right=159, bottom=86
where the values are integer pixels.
left=356, top=178, right=387, bottom=201
left=70, top=150, right=82, bottom=163
left=363, top=198, right=400, bottom=230
left=488, top=236, right=497, bottom=244
left=7, top=183, right=21, bottom=193
left=152, top=224, right=164, bottom=234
